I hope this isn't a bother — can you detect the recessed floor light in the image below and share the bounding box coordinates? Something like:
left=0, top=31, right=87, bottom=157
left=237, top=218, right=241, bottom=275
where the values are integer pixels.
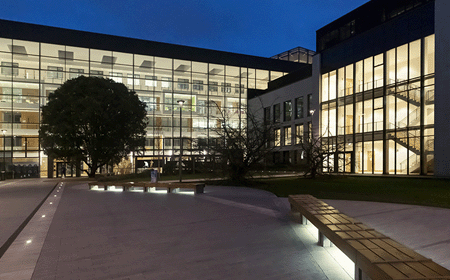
left=26, top=240, right=32, bottom=244
left=49, top=202, right=53, bottom=204
left=42, top=215, right=46, bottom=218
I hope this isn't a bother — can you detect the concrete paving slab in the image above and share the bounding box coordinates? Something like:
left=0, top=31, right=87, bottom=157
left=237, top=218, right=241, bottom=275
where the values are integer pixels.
left=3, top=179, right=449, bottom=279
left=0, top=181, right=65, bottom=279
left=0, top=179, right=57, bottom=251
left=27, top=183, right=351, bottom=280
left=323, top=199, right=450, bottom=270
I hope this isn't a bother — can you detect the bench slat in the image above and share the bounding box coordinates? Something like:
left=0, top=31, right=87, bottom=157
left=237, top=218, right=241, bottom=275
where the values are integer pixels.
left=372, top=239, right=421, bottom=262
left=359, top=248, right=386, bottom=263
left=421, top=261, right=450, bottom=277
left=392, top=262, right=426, bottom=279
left=407, top=262, right=442, bottom=278
left=89, top=181, right=205, bottom=194
left=360, top=239, right=382, bottom=249
left=383, top=239, right=430, bottom=261
left=289, top=194, right=450, bottom=280
left=376, top=263, right=409, bottom=279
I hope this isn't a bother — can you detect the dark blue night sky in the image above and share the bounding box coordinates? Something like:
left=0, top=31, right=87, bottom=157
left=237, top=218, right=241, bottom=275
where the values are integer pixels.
left=0, top=0, right=370, bottom=57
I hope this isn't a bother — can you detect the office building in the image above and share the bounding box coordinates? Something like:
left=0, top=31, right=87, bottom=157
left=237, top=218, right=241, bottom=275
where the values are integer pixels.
left=250, top=0, right=450, bottom=177
left=2, top=0, right=449, bottom=178
left=248, top=56, right=315, bottom=166
left=316, top=0, right=439, bottom=175
left=0, top=19, right=303, bottom=178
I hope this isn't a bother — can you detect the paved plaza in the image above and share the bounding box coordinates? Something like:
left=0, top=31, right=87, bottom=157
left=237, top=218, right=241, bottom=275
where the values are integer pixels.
left=0, top=179, right=57, bottom=256
left=0, top=179, right=449, bottom=279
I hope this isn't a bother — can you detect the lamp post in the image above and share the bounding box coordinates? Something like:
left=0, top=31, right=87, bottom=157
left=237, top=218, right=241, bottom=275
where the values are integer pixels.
left=309, top=109, right=315, bottom=140
left=1, top=130, right=6, bottom=180
left=177, top=100, right=185, bottom=183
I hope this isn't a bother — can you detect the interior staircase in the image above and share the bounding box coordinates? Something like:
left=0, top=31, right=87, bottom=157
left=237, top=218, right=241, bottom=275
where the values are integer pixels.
left=386, top=85, right=435, bottom=173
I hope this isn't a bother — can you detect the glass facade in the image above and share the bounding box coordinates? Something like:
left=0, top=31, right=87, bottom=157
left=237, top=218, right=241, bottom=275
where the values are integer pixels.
left=320, top=34, right=435, bottom=175
left=271, top=47, right=315, bottom=64
left=0, top=37, right=286, bottom=178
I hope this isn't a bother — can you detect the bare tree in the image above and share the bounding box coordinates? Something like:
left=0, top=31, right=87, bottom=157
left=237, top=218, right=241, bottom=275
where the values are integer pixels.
left=295, top=124, right=344, bottom=178
left=207, top=101, right=275, bottom=182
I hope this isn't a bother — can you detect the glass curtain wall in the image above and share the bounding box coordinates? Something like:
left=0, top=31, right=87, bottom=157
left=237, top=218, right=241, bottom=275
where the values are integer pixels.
left=0, top=38, right=285, bottom=178
left=320, top=34, right=435, bottom=175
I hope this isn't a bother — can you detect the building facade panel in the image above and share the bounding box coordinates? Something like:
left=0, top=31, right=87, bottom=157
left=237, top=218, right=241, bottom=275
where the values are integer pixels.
left=317, top=0, right=436, bottom=176
left=434, top=0, right=450, bottom=177
left=318, top=0, right=434, bottom=74
left=248, top=75, right=315, bottom=166
left=0, top=20, right=302, bottom=178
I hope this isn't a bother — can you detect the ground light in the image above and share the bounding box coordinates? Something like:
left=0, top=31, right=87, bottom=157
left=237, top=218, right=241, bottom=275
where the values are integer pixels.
left=90, top=184, right=197, bottom=194
left=303, top=217, right=355, bottom=278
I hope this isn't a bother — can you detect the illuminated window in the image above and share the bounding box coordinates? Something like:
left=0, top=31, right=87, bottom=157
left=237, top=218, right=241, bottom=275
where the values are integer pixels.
left=295, top=97, right=303, bottom=119
left=161, top=77, right=172, bottom=88
left=234, top=84, right=243, bottom=93
left=2, top=88, right=22, bottom=103
left=145, top=75, right=157, bottom=87
left=284, top=101, right=292, bottom=121
left=193, top=80, right=204, bottom=91
left=3, top=112, right=21, bottom=123
left=128, top=74, right=140, bottom=85
left=221, top=83, right=231, bottom=93
left=69, top=68, right=84, bottom=79
left=284, top=126, right=291, bottom=146
left=48, top=66, right=63, bottom=79
left=209, top=82, right=218, bottom=92
left=5, top=136, right=22, bottom=147
left=307, top=94, right=313, bottom=116
left=273, top=104, right=280, bottom=123
left=90, top=70, right=103, bottom=77
left=274, top=128, right=281, bottom=146
left=177, top=78, right=189, bottom=90
left=140, top=96, right=157, bottom=111
left=1, top=62, right=19, bottom=76
left=296, top=124, right=304, bottom=144
left=197, top=100, right=207, bottom=114
left=308, top=122, right=312, bottom=140
left=109, top=72, right=123, bottom=83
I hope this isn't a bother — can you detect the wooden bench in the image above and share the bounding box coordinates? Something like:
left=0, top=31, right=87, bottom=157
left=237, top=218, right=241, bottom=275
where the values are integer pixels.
left=88, top=181, right=117, bottom=191
left=88, top=181, right=205, bottom=194
left=150, top=182, right=205, bottom=194
left=289, top=194, right=450, bottom=280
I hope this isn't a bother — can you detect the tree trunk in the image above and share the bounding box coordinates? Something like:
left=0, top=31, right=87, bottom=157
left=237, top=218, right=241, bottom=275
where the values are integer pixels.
left=88, top=160, right=98, bottom=178
left=229, top=164, right=247, bottom=182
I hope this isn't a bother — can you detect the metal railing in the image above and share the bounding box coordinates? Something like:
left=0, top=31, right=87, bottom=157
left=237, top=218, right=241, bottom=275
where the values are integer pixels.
left=399, top=153, right=420, bottom=172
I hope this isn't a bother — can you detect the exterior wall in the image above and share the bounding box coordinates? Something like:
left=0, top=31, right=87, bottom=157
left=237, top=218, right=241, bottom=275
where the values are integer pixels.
left=248, top=76, right=314, bottom=165
left=317, top=0, right=436, bottom=176
left=319, top=34, right=435, bottom=175
left=318, top=1, right=434, bottom=73
left=0, top=34, right=292, bottom=178
left=434, top=0, right=450, bottom=177
left=312, top=54, right=321, bottom=141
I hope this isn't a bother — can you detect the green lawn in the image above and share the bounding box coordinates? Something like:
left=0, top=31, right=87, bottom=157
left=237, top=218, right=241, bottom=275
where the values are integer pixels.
left=251, top=176, right=450, bottom=208
left=96, top=172, right=450, bottom=209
